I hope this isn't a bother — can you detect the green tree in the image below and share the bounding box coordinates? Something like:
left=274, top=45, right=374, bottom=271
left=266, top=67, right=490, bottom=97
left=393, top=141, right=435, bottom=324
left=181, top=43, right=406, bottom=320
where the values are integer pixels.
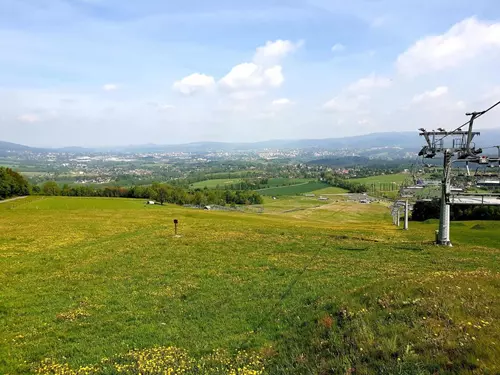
left=0, top=167, right=30, bottom=199
left=154, top=185, right=169, bottom=205
left=42, top=181, right=61, bottom=196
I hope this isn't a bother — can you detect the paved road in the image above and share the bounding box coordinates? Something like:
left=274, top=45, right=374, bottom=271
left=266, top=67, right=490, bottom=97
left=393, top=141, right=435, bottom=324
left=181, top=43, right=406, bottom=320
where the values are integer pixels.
left=0, top=196, right=28, bottom=204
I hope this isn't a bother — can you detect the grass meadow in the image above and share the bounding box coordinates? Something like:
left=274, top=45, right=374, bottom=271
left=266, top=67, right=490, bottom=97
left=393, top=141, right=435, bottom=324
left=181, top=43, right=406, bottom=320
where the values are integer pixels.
left=190, top=178, right=312, bottom=190
left=190, top=179, right=245, bottom=189
left=349, top=173, right=410, bottom=185
left=0, top=196, right=499, bottom=374
left=256, top=181, right=330, bottom=196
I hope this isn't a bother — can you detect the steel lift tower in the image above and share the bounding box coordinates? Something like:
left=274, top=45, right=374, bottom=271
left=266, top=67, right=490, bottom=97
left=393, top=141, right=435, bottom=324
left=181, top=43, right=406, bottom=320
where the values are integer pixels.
left=418, top=112, right=483, bottom=246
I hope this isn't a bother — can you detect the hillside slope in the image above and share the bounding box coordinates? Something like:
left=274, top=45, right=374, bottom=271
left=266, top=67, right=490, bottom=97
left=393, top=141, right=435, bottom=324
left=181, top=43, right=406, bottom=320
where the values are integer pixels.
left=0, top=197, right=499, bottom=374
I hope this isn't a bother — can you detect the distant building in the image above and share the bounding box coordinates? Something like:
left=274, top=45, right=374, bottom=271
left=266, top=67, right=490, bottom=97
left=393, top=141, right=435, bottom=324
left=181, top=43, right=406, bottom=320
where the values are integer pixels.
left=318, top=196, right=329, bottom=201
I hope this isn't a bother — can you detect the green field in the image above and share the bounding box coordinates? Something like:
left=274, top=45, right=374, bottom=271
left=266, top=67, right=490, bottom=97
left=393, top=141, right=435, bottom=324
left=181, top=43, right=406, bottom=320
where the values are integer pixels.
left=190, top=178, right=244, bottom=189
left=349, top=173, right=412, bottom=185
left=349, top=173, right=410, bottom=185
left=257, top=181, right=329, bottom=196
left=1, top=196, right=499, bottom=374
left=190, top=178, right=310, bottom=190
left=310, top=186, right=349, bottom=195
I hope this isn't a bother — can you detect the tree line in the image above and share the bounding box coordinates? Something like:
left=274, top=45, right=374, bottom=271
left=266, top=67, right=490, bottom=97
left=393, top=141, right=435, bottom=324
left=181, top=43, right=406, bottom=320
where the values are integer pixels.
left=0, top=167, right=29, bottom=199
left=36, top=181, right=263, bottom=206
left=321, top=172, right=368, bottom=193
left=411, top=199, right=500, bottom=221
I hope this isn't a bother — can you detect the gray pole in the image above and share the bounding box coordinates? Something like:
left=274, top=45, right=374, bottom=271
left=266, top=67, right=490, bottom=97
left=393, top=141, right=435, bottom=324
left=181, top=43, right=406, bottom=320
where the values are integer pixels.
left=497, top=146, right=500, bottom=178
left=437, top=150, right=453, bottom=246
left=404, top=200, right=409, bottom=230
left=397, top=208, right=401, bottom=227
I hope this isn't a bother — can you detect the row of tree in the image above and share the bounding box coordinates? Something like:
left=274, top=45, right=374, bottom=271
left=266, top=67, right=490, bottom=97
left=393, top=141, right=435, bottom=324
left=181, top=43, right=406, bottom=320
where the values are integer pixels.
left=411, top=199, right=500, bottom=221
left=321, top=173, right=368, bottom=193
left=37, top=181, right=263, bottom=206
left=0, top=167, right=29, bottom=199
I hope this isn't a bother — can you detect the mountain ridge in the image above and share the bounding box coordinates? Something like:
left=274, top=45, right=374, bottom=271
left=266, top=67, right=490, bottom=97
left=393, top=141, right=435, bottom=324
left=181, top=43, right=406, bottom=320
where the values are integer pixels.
left=2, top=129, right=499, bottom=153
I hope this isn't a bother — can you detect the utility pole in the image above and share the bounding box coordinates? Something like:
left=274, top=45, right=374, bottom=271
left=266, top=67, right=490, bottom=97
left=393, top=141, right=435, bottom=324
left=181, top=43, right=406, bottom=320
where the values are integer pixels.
left=404, top=200, right=409, bottom=230
left=437, top=150, right=453, bottom=245
left=496, top=146, right=500, bottom=178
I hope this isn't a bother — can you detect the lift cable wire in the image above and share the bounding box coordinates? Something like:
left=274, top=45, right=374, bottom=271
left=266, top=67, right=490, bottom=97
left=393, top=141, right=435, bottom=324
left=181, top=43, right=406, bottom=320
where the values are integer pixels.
left=435, top=99, right=500, bottom=143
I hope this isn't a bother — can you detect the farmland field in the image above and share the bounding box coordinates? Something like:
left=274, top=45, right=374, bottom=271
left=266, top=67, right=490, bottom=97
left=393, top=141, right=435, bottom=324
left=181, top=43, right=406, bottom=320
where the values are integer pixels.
left=310, top=186, right=349, bottom=195
left=1, top=196, right=499, bottom=374
left=190, top=178, right=244, bottom=189
left=256, top=181, right=329, bottom=196
left=190, top=178, right=310, bottom=190
left=349, top=173, right=410, bottom=185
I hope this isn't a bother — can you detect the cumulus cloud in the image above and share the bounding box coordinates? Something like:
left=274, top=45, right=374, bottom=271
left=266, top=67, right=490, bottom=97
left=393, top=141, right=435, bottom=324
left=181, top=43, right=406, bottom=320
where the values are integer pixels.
left=412, top=86, right=449, bottom=103
left=17, top=114, right=41, bottom=123
left=253, top=39, right=302, bottom=65
left=331, top=43, right=345, bottom=52
left=172, top=73, right=216, bottom=95
left=219, top=63, right=283, bottom=90
left=102, top=83, right=119, bottom=91
left=219, top=40, right=299, bottom=93
left=172, top=40, right=298, bottom=101
left=216, top=40, right=299, bottom=100
left=397, top=17, right=500, bottom=76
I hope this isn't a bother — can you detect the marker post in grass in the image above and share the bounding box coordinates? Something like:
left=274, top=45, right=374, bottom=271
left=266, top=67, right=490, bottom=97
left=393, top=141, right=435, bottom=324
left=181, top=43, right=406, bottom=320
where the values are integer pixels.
left=173, top=219, right=179, bottom=236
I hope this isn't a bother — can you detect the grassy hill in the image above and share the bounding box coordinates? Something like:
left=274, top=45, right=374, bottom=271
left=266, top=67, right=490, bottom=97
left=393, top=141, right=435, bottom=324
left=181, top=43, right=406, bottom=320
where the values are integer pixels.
left=190, top=178, right=311, bottom=190
left=256, top=181, right=330, bottom=196
left=190, top=178, right=244, bottom=189
left=0, top=196, right=499, bottom=374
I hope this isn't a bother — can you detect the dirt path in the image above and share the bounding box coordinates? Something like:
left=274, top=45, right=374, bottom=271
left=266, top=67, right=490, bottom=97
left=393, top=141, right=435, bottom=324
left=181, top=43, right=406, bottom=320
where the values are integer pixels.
left=0, top=196, right=28, bottom=204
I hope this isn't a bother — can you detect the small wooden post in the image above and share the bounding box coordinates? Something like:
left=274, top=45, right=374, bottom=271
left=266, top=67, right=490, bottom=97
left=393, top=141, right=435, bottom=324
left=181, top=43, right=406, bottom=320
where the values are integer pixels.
left=173, top=219, right=178, bottom=236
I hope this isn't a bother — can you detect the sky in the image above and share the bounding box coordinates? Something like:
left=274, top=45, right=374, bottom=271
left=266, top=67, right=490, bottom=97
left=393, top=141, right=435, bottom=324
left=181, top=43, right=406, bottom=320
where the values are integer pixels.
left=1, top=0, right=500, bottom=147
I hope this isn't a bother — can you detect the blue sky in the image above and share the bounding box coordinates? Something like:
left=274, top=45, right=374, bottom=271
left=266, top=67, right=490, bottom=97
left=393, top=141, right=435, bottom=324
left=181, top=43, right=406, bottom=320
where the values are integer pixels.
left=1, top=0, right=500, bottom=147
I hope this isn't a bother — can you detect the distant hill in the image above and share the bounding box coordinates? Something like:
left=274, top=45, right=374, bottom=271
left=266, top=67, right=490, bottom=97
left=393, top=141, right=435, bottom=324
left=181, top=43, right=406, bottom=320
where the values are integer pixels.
left=0, top=140, right=37, bottom=152
left=2, top=129, right=499, bottom=154
left=109, top=129, right=500, bottom=153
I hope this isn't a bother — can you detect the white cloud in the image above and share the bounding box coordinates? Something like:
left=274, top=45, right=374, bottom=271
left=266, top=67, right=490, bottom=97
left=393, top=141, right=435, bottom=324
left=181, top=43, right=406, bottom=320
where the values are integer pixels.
left=272, top=98, right=293, bottom=106
left=397, top=17, right=500, bottom=76
left=102, top=83, right=119, bottom=91
left=221, top=63, right=260, bottom=89
left=331, top=43, right=345, bottom=52
left=253, top=39, right=302, bottom=65
left=347, top=74, right=392, bottom=92
left=263, top=65, right=284, bottom=87
left=172, top=73, right=216, bottom=95
left=172, top=40, right=296, bottom=102
left=17, top=114, right=41, bottom=123
left=412, top=86, right=449, bottom=103
left=218, top=63, right=284, bottom=96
